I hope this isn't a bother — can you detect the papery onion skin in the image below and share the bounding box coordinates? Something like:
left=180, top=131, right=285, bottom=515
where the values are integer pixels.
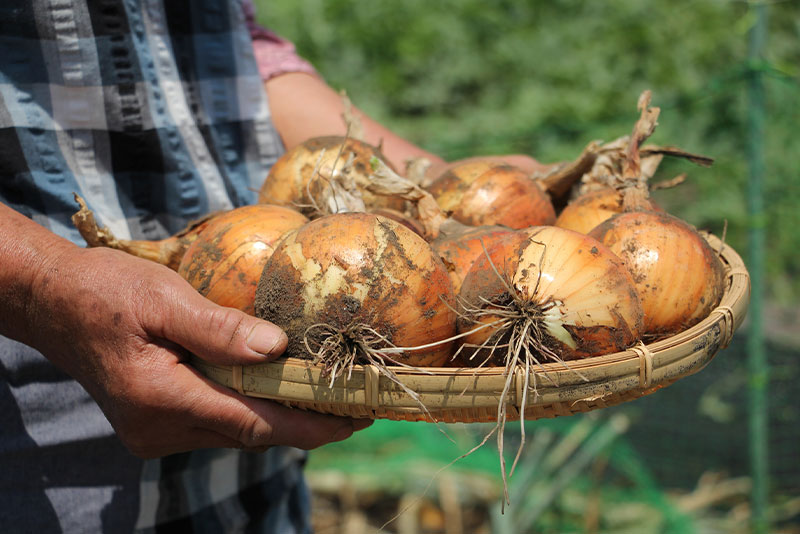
left=427, top=161, right=556, bottom=229
left=146, top=213, right=219, bottom=271
left=457, top=226, right=643, bottom=364
left=555, top=187, right=659, bottom=235
left=258, top=136, right=405, bottom=214
left=431, top=224, right=518, bottom=295
left=588, top=211, right=725, bottom=338
left=369, top=208, right=425, bottom=238
left=254, top=212, right=457, bottom=367
left=177, top=204, right=308, bottom=314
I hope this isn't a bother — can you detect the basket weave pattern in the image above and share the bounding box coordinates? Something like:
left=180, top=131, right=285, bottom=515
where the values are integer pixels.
left=192, top=235, right=749, bottom=423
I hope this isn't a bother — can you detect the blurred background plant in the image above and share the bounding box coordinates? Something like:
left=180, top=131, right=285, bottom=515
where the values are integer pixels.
left=255, top=1, right=799, bottom=532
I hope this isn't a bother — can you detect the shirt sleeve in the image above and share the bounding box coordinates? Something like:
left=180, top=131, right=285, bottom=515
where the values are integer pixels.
left=242, top=0, right=320, bottom=82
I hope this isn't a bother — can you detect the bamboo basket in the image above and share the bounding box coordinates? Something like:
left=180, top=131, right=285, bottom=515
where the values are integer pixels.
left=191, top=234, right=749, bottom=423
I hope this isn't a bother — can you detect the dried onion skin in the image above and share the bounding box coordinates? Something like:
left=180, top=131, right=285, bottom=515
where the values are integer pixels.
left=258, top=136, right=404, bottom=214
left=71, top=194, right=220, bottom=271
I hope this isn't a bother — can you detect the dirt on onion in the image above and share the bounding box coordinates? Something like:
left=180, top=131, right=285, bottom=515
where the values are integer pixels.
left=254, top=212, right=458, bottom=380
left=456, top=226, right=644, bottom=368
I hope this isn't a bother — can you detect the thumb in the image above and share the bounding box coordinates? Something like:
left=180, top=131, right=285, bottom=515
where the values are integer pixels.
left=152, top=279, right=288, bottom=366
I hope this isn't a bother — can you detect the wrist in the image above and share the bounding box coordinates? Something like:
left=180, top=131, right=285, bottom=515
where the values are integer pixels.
left=0, top=203, right=81, bottom=348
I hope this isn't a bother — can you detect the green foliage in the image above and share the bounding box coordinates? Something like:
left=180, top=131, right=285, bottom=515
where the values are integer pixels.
left=254, top=0, right=800, bottom=299
left=254, top=7, right=798, bottom=529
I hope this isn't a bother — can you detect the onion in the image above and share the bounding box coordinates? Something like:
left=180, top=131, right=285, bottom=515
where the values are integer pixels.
left=369, top=207, right=425, bottom=238
left=457, top=225, right=643, bottom=366
left=531, top=140, right=601, bottom=209
left=426, top=160, right=556, bottom=229
left=257, top=136, right=405, bottom=215
left=555, top=91, right=712, bottom=235
left=71, top=194, right=219, bottom=271
left=177, top=204, right=308, bottom=314
left=431, top=223, right=518, bottom=295
left=555, top=186, right=659, bottom=235
left=588, top=211, right=725, bottom=338
left=364, top=157, right=520, bottom=294
left=254, top=212, right=458, bottom=373
left=455, top=225, right=643, bottom=492
left=555, top=94, right=662, bottom=234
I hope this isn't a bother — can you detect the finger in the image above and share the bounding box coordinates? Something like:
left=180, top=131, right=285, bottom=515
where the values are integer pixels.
left=145, top=279, right=288, bottom=366
left=231, top=396, right=370, bottom=450
left=129, top=428, right=244, bottom=459
left=178, top=363, right=370, bottom=450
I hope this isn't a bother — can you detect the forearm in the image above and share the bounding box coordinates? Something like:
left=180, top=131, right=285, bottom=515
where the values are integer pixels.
left=0, top=202, right=78, bottom=348
left=265, top=72, right=445, bottom=173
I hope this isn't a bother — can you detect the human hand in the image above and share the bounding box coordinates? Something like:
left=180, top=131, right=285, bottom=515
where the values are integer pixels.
left=23, top=244, right=372, bottom=458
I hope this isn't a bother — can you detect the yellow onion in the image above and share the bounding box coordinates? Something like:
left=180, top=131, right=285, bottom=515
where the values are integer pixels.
left=254, top=212, right=457, bottom=373
left=555, top=186, right=660, bottom=235
left=364, top=156, right=520, bottom=295
left=426, top=161, right=556, bottom=229
left=258, top=136, right=404, bottom=214
left=555, top=90, right=699, bottom=235
left=431, top=224, right=518, bottom=295
left=588, top=211, right=725, bottom=338
left=177, top=204, right=308, bottom=314
left=457, top=226, right=643, bottom=366
left=369, top=207, right=425, bottom=238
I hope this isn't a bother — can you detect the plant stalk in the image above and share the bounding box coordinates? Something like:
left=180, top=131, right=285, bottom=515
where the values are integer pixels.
left=746, top=2, right=769, bottom=533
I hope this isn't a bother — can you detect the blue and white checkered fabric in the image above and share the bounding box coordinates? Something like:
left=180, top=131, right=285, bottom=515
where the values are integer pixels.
left=0, top=1, right=311, bottom=532
left=0, top=0, right=284, bottom=244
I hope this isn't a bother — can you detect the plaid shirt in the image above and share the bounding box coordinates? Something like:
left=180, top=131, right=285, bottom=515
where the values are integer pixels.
left=0, top=1, right=313, bottom=532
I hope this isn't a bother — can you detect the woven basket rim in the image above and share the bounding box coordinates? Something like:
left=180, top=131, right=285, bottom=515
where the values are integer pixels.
left=192, top=234, right=749, bottom=422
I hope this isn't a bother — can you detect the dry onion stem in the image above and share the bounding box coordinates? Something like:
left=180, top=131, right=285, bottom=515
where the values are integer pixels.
left=366, top=156, right=448, bottom=241
left=554, top=90, right=714, bottom=234
left=302, top=146, right=367, bottom=217
left=71, top=193, right=218, bottom=271
left=366, top=157, right=519, bottom=295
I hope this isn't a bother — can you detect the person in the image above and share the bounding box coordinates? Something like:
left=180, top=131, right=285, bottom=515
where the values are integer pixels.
left=0, top=1, right=546, bottom=532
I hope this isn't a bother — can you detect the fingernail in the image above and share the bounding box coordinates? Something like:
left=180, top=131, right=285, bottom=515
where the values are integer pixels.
left=246, top=323, right=287, bottom=356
